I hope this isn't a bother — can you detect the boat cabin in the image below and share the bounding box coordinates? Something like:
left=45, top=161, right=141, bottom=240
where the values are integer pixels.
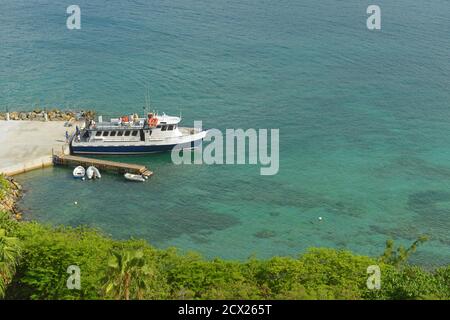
left=78, top=113, right=183, bottom=143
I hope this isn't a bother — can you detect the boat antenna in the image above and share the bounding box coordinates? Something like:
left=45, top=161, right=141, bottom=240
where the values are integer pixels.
left=147, top=87, right=151, bottom=111
left=145, top=86, right=151, bottom=114
left=144, top=93, right=147, bottom=115
left=179, top=109, right=182, bottom=120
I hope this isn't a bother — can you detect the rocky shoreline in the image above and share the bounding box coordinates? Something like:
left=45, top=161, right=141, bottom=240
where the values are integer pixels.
left=0, top=109, right=96, bottom=121
left=0, top=175, right=23, bottom=220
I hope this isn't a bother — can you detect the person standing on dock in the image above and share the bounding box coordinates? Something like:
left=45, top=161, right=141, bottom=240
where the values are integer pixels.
left=75, top=126, right=81, bottom=142
left=65, top=131, right=69, bottom=143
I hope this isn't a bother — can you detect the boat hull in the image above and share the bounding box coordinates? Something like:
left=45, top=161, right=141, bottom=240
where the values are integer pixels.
left=70, top=138, right=203, bottom=155
left=124, top=173, right=146, bottom=182
left=73, top=166, right=85, bottom=178
left=86, top=166, right=101, bottom=179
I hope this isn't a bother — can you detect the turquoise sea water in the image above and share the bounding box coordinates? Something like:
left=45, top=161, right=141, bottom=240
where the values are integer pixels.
left=1, top=1, right=450, bottom=266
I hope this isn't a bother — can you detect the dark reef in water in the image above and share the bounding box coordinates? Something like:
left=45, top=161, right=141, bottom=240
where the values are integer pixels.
left=407, top=190, right=450, bottom=214
left=145, top=209, right=240, bottom=244
left=254, top=230, right=276, bottom=239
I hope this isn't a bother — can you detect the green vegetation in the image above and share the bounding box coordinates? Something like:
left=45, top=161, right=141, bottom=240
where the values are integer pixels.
left=0, top=175, right=449, bottom=300
left=380, top=236, right=429, bottom=268
left=0, top=228, right=21, bottom=298
left=0, top=212, right=448, bottom=300
left=0, top=175, right=9, bottom=201
left=103, top=248, right=156, bottom=300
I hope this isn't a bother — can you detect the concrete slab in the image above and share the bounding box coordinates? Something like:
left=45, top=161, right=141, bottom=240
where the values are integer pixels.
left=0, top=120, right=80, bottom=175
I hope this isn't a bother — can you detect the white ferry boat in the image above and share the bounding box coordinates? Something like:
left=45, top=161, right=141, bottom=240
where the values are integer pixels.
left=70, top=112, right=207, bottom=155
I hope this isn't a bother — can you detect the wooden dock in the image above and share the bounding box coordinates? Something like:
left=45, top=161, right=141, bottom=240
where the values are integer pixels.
left=53, top=154, right=153, bottom=177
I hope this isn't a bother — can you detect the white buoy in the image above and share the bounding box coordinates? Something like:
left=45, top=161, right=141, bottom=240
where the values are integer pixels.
left=74, top=201, right=78, bottom=205
left=318, top=217, right=323, bottom=221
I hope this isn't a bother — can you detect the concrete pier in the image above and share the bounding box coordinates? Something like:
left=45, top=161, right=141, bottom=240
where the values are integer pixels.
left=0, top=120, right=80, bottom=176
left=53, top=154, right=153, bottom=176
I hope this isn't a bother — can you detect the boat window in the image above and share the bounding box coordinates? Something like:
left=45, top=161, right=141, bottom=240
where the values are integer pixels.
left=132, top=131, right=138, bottom=136
left=124, top=131, right=131, bottom=136
left=156, top=125, right=161, bottom=129
left=102, top=131, right=109, bottom=136
left=110, top=131, right=117, bottom=136
left=117, top=131, right=124, bottom=136
left=95, top=131, right=102, bottom=136
left=173, top=125, right=177, bottom=129
left=168, top=125, right=174, bottom=131
left=161, top=125, right=167, bottom=131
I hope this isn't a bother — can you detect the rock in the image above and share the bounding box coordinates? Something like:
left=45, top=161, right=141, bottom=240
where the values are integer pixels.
left=10, top=112, right=19, bottom=120
left=0, top=176, right=23, bottom=219
left=2, top=108, right=97, bottom=122
left=83, top=110, right=96, bottom=120
left=11, top=180, right=22, bottom=191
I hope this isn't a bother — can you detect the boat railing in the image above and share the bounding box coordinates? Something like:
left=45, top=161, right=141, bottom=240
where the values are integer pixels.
left=89, top=122, right=145, bottom=130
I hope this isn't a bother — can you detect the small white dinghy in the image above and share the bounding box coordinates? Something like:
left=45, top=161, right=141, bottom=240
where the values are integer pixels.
left=73, top=166, right=85, bottom=179
left=86, top=166, right=101, bottom=180
left=124, top=173, right=146, bottom=182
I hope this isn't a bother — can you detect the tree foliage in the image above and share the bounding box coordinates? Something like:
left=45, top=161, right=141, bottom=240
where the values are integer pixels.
left=0, top=228, right=21, bottom=298
left=0, top=187, right=448, bottom=300
left=103, top=247, right=155, bottom=300
left=2, top=218, right=448, bottom=300
left=380, top=236, right=429, bottom=268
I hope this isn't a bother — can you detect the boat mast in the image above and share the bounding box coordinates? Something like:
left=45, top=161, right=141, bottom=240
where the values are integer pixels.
left=144, top=87, right=151, bottom=116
